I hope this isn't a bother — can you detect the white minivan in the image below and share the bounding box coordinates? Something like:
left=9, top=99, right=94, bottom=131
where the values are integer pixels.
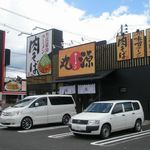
left=69, top=100, right=144, bottom=139
left=0, top=95, right=76, bottom=130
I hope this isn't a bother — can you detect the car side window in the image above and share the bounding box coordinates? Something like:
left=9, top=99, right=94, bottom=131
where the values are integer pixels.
left=112, top=103, right=123, bottom=114
left=132, top=102, right=140, bottom=110
left=123, top=102, right=133, bottom=112
left=49, top=97, right=74, bottom=105
left=29, top=97, right=48, bottom=108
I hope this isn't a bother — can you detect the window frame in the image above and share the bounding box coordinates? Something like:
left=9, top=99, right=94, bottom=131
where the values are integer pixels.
left=49, top=96, right=74, bottom=105
left=29, top=97, right=48, bottom=108
left=123, top=102, right=133, bottom=112
left=111, top=103, right=124, bottom=114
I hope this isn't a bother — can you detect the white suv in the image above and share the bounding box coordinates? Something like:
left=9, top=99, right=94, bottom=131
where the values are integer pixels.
left=69, top=100, right=144, bottom=139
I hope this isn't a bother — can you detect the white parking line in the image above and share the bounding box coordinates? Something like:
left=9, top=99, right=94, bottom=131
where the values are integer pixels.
left=0, top=126, right=6, bottom=129
left=18, top=125, right=68, bottom=133
left=0, top=124, right=6, bottom=129
left=48, top=132, right=73, bottom=139
left=91, top=129, right=150, bottom=146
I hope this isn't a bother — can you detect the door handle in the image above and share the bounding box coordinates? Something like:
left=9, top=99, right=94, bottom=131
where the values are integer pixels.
left=122, top=114, right=125, bottom=116
left=132, top=112, right=135, bottom=115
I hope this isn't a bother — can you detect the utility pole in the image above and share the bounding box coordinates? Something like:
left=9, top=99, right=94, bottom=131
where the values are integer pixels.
left=120, top=24, right=123, bottom=35
left=120, top=24, right=128, bottom=35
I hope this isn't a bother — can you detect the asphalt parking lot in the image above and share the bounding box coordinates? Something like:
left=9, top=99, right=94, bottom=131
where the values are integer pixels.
left=0, top=121, right=150, bottom=150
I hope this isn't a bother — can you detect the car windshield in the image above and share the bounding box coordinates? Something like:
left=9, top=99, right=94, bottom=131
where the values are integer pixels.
left=84, top=102, right=113, bottom=113
left=12, top=97, right=37, bottom=108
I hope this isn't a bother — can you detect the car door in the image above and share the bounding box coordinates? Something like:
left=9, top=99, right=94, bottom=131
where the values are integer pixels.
left=110, top=103, right=127, bottom=132
left=29, top=97, right=48, bottom=125
left=47, top=96, right=63, bottom=123
left=123, top=102, right=135, bottom=128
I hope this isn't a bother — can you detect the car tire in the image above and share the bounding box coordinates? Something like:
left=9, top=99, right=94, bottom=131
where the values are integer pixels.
left=62, top=114, right=71, bottom=125
left=134, top=119, right=142, bottom=132
left=100, top=124, right=111, bottom=139
left=73, top=133, right=80, bottom=137
left=21, top=117, right=33, bottom=130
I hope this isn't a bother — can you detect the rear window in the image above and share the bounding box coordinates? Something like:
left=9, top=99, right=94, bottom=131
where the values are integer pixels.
left=132, top=102, right=140, bottom=110
left=49, top=96, right=74, bottom=105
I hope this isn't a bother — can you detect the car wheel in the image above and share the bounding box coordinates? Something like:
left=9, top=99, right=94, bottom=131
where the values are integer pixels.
left=100, top=124, right=111, bottom=139
left=134, top=120, right=142, bottom=132
left=73, top=133, right=80, bottom=137
left=21, top=117, right=33, bottom=130
left=62, top=114, right=70, bottom=125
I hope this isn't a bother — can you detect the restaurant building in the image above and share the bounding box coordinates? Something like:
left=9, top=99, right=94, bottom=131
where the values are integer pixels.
left=26, top=28, right=150, bottom=119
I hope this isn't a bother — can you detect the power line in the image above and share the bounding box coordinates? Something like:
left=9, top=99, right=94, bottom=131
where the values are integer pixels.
left=0, top=7, right=51, bottom=27
left=0, top=7, right=100, bottom=42
left=0, top=22, right=32, bottom=35
left=2, top=7, right=149, bottom=45
left=107, top=26, right=121, bottom=43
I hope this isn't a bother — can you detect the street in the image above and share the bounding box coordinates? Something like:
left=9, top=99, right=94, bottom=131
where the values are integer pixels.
left=0, top=123, right=150, bottom=150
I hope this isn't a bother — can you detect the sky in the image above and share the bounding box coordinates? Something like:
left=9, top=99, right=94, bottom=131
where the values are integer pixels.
left=0, top=0, right=150, bottom=76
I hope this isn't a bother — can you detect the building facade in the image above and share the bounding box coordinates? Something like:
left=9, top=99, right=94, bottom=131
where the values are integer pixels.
left=27, top=28, right=150, bottom=119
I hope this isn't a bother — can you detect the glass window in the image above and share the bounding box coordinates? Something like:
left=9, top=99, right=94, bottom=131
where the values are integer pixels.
left=112, top=103, right=123, bottom=114
left=30, top=97, right=47, bottom=107
left=84, top=102, right=113, bottom=113
left=132, top=102, right=140, bottom=110
left=49, top=97, right=74, bottom=105
left=13, top=97, right=37, bottom=108
left=124, top=102, right=133, bottom=112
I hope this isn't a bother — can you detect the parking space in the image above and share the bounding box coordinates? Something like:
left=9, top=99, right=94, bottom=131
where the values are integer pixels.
left=0, top=123, right=150, bottom=150
left=91, top=129, right=150, bottom=146
left=18, top=125, right=68, bottom=133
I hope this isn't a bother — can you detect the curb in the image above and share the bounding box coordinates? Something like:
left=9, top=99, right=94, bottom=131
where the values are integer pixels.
left=143, top=120, right=150, bottom=126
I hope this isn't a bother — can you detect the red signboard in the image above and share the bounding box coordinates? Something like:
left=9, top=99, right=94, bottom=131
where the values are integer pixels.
left=0, top=30, right=5, bottom=92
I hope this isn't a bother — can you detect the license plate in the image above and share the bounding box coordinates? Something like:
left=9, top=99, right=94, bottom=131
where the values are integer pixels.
left=72, top=124, right=86, bottom=131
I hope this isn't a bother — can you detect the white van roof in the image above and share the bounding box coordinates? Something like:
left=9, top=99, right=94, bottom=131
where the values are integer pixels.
left=25, top=94, right=73, bottom=98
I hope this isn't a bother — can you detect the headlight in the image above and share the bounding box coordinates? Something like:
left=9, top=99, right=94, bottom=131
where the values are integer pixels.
left=8, top=111, right=22, bottom=116
left=2, top=111, right=22, bottom=116
left=13, top=111, right=22, bottom=116
left=88, top=120, right=100, bottom=125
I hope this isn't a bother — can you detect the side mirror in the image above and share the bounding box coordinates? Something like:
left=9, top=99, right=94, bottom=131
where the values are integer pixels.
left=35, top=102, right=39, bottom=107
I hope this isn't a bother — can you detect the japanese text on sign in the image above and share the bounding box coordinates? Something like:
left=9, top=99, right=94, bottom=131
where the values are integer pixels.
left=59, top=43, right=95, bottom=77
left=132, top=30, right=144, bottom=58
left=27, top=30, right=52, bottom=77
left=116, top=33, right=131, bottom=61
left=146, top=29, right=150, bottom=56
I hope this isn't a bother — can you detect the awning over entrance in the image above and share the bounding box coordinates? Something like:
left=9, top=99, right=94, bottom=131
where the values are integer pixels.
left=55, top=70, right=114, bottom=83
